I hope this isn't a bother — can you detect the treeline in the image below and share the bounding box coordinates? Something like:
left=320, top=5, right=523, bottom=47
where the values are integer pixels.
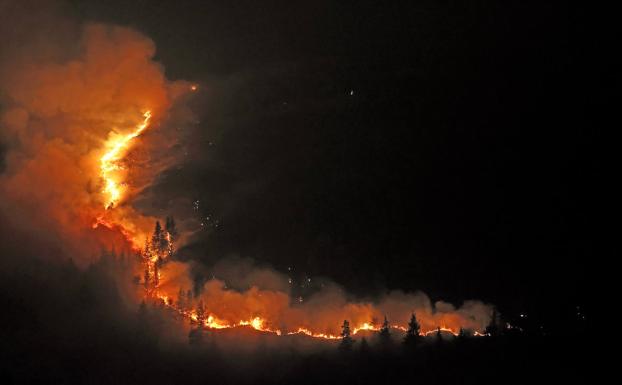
left=1, top=246, right=590, bottom=385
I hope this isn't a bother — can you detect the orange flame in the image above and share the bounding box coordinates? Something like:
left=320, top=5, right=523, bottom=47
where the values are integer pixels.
left=155, top=291, right=472, bottom=340
left=100, top=110, right=152, bottom=209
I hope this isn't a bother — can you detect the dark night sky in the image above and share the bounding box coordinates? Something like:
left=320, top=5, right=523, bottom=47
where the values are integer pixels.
left=67, top=1, right=602, bottom=319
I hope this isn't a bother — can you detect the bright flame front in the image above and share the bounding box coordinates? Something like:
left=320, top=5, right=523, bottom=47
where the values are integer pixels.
left=100, top=110, right=152, bottom=209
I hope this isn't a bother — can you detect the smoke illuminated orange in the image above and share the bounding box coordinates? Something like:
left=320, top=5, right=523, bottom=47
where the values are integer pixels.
left=155, top=292, right=472, bottom=340
left=100, top=110, right=152, bottom=209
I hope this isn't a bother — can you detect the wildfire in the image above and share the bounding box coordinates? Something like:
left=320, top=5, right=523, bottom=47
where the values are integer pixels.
left=288, top=328, right=342, bottom=340
left=100, top=110, right=152, bottom=209
left=424, top=327, right=459, bottom=336
left=135, top=217, right=486, bottom=342
left=154, top=290, right=469, bottom=340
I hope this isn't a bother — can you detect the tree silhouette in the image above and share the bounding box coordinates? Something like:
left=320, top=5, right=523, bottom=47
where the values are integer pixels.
left=339, top=319, right=354, bottom=352
left=485, top=307, right=501, bottom=337
left=151, top=221, right=166, bottom=259
left=457, top=327, right=468, bottom=340
left=404, top=312, right=421, bottom=347
left=379, top=315, right=391, bottom=345
left=165, top=216, right=177, bottom=237
left=141, top=238, right=152, bottom=261
left=165, top=216, right=178, bottom=258
left=189, top=299, right=207, bottom=346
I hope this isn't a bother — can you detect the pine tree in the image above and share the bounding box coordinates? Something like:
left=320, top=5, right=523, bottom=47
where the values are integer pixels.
left=164, top=217, right=178, bottom=259
left=152, top=221, right=165, bottom=259
left=379, top=315, right=391, bottom=345
left=188, top=293, right=206, bottom=346
left=165, top=216, right=177, bottom=237
left=339, top=319, right=354, bottom=352
left=456, top=327, right=469, bottom=344
left=404, top=312, right=421, bottom=346
left=458, top=327, right=467, bottom=339
left=142, top=238, right=151, bottom=259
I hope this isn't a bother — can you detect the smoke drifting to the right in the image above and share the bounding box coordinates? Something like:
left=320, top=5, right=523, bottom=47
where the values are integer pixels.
left=0, top=1, right=494, bottom=348
left=151, top=255, right=493, bottom=342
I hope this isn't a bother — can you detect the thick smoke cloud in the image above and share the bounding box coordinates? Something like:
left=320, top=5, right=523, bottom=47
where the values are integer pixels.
left=0, top=2, right=191, bottom=260
left=0, top=0, right=492, bottom=342
left=159, top=257, right=492, bottom=336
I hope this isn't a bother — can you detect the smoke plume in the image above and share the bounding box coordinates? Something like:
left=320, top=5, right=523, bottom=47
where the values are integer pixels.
left=0, top=1, right=492, bottom=341
left=0, top=4, right=191, bottom=260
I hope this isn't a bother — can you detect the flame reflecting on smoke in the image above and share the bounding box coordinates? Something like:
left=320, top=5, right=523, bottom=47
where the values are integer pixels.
left=100, top=110, right=152, bottom=209
left=93, top=106, right=490, bottom=342
left=155, top=292, right=472, bottom=340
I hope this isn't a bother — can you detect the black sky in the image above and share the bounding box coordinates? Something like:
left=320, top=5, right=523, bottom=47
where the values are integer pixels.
left=64, top=1, right=602, bottom=320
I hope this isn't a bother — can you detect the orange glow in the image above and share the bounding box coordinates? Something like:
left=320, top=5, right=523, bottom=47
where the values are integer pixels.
left=100, top=110, right=152, bottom=209
left=153, top=289, right=475, bottom=340
left=91, top=215, right=137, bottom=246
left=424, top=327, right=458, bottom=336
left=145, top=254, right=488, bottom=341
left=352, top=322, right=378, bottom=334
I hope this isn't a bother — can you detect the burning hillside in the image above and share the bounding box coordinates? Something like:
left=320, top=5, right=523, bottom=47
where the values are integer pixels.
left=0, top=19, right=493, bottom=344
left=137, top=220, right=492, bottom=341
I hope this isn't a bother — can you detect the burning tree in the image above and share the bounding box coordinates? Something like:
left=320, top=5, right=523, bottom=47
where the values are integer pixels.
left=165, top=216, right=178, bottom=259
left=188, top=300, right=207, bottom=347
left=151, top=221, right=165, bottom=257
left=141, top=219, right=178, bottom=297
left=195, top=300, right=207, bottom=328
